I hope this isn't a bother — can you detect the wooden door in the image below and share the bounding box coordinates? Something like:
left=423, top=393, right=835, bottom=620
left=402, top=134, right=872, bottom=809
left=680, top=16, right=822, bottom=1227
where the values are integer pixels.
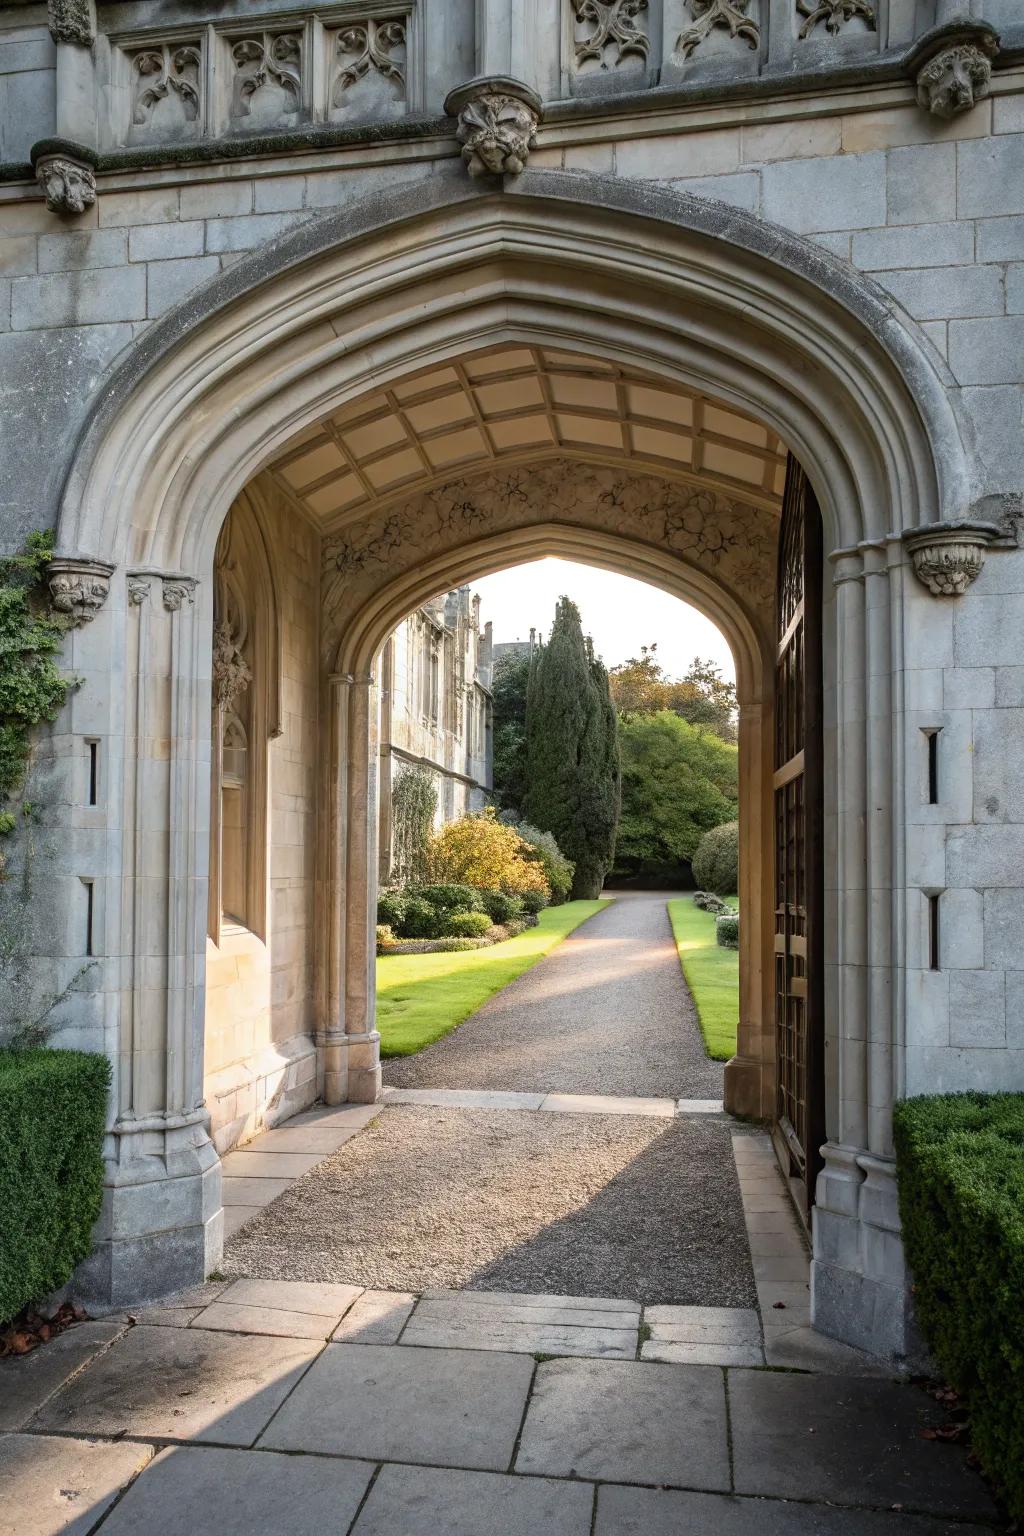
left=773, top=456, right=825, bottom=1217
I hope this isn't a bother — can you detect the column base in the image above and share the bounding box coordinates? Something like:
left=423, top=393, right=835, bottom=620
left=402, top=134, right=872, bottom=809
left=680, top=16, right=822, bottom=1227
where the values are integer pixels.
left=723, top=1052, right=768, bottom=1118
left=72, top=1121, right=222, bottom=1312
left=320, top=1029, right=383, bottom=1106
left=810, top=1141, right=930, bottom=1369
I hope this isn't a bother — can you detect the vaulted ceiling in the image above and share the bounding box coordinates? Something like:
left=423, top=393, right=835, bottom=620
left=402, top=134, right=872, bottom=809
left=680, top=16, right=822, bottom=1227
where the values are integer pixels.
left=268, top=346, right=788, bottom=531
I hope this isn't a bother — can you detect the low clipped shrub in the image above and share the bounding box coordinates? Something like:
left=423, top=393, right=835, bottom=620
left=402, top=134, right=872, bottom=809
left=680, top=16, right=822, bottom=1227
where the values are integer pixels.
left=376, top=924, right=398, bottom=954
left=398, top=896, right=445, bottom=939
left=377, top=889, right=406, bottom=929
left=894, top=1092, right=1024, bottom=1519
left=692, top=891, right=708, bottom=908
left=715, top=913, right=739, bottom=949
left=519, top=888, right=550, bottom=915
left=444, top=910, right=492, bottom=938
left=478, top=889, right=523, bottom=925
left=413, top=883, right=483, bottom=914
left=0, top=1048, right=111, bottom=1323
left=428, top=807, right=550, bottom=898
left=692, top=819, right=739, bottom=897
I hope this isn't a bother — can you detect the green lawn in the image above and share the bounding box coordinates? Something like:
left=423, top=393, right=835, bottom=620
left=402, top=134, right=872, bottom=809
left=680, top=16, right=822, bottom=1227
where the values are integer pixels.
left=667, top=897, right=739, bottom=1062
left=376, top=900, right=605, bottom=1058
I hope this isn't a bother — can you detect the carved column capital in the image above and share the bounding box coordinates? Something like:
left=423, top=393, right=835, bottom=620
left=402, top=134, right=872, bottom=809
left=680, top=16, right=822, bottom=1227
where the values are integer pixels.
left=444, top=76, right=543, bottom=179
left=906, top=20, right=1000, bottom=121
left=162, top=576, right=197, bottom=612
left=48, top=0, right=95, bottom=47
left=31, top=138, right=99, bottom=215
left=903, top=521, right=1001, bottom=597
left=47, top=555, right=115, bottom=626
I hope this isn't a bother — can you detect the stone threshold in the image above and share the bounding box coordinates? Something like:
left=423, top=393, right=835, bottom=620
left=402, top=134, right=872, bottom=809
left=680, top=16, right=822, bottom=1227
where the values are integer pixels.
left=382, top=1086, right=725, bottom=1116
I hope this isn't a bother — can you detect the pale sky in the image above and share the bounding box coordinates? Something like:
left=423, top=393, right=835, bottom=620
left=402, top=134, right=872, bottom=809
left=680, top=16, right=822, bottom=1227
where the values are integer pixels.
left=471, top=557, right=736, bottom=681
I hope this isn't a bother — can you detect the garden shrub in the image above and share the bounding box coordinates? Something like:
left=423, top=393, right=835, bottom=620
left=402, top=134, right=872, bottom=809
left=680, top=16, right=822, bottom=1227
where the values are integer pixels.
left=519, top=888, right=549, bottom=915
left=412, top=883, right=483, bottom=914
left=443, top=910, right=492, bottom=938
left=397, top=896, right=444, bottom=939
left=0, top=1048, right=110, bottom=1323
left=376, top=924, right=398, bottom=954
left=715, top=913, right=739, bottom=949
left=893, top=1092, right=1024, bottom=1519
left=428, top=807, right=550, bottom=898
left=692, top=820, right=739, bottom=896
left=478, top=889, right=523, bottom=925
left=376, top=890, right=406, bottom=930
left=507, top=820, right=574, bottom=904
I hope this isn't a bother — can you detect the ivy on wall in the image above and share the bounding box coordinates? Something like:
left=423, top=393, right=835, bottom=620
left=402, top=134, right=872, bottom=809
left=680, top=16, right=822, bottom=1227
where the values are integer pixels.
left=391, top=768, right=438, bottom=884
left=0, top=532, right=75, bottom=862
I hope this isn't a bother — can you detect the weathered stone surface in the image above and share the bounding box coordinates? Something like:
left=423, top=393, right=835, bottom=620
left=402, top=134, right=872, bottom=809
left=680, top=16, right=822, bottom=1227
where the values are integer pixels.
left=516, top=1358, right=730, bottom=1489
left=331, top=1289, right=417, bottom=1343
left=0, top=1320, right=127, bottom=1430
left=593, top=1485, right=997, bottom=1534
left=0, top=1433, right=153, bottom=1536
left=95, top=1446, right=374, bottom=1536
left=351, top=1464, right=593, bottom=1536
left=729, top=1371, right=997, bottom=1519
left=258, top=1343, right=533, bottom=1469
left=34, top=1326, right=320, bottom=1445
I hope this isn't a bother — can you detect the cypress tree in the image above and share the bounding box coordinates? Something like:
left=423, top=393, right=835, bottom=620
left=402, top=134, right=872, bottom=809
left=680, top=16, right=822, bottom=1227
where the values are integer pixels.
left=523, top=598, right=620, bottom=899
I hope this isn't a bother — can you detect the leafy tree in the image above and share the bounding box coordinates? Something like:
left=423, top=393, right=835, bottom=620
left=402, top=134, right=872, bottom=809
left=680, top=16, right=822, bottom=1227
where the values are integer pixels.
left=524, top=598, right=620, bottom=900
left=692, top=818, right=740, bottom=896
left=490, top=650, right=532, bottom=813
left=615, top=711, right=738, bottom=882
left=609, top=643, right=737, bottom=742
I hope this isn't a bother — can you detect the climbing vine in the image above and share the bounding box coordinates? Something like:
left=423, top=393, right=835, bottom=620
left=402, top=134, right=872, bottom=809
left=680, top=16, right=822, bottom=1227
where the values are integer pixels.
left=391, top=768, right=438, bottom=884
left=0, top=532, right=74, bottom=863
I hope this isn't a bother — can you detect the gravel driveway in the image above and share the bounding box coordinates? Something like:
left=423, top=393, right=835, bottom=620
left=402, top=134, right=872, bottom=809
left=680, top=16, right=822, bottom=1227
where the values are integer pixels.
left=383, top=892, right=723, bottom=1099
left=224, top=1105, right=756, bottom=1307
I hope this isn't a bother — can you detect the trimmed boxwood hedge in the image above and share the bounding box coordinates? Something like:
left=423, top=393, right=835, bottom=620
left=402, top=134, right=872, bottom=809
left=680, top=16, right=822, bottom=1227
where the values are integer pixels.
left=0, top=1049, right=110, bottom=1324
left=893, top=1092, right=1024, bottom=1519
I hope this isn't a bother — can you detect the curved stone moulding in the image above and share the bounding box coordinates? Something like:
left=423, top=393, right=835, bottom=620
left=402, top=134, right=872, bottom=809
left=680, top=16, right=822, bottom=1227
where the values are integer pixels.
left=903, top=521, right=1002, bottom=596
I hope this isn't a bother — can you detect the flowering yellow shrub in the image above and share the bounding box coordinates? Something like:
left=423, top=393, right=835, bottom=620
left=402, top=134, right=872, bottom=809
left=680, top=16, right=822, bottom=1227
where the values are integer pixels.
left=428, top=808, right=550, bottom=897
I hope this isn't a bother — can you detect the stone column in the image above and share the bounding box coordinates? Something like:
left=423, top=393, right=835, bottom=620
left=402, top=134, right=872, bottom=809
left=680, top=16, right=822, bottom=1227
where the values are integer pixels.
left=322, top=672, right=383, bottom=1106
left=76, top=569, right=221, bottom=1308
left=812, top=544, right=911, bottom=1362
left=724, top=696, right=774, bottom=1118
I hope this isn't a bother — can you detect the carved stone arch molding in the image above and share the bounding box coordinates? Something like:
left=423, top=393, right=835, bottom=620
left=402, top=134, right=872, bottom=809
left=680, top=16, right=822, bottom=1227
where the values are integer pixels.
left=48, top=172, right=982, bottom=1337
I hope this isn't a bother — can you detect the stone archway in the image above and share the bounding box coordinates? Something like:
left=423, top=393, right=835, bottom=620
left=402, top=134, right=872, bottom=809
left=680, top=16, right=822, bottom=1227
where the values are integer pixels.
left=48, top=174, right=978, bottom=1358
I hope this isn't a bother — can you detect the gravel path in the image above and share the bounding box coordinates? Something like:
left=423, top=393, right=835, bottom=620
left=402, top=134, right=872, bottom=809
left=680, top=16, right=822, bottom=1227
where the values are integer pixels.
left=224, top=1105, right=756, bottom=1306
left=383, top=892, right=723, bottom=1099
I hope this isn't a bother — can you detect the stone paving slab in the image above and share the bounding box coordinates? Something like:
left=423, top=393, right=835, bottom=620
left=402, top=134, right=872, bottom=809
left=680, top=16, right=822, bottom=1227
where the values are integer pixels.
left=0, top=1432, right=154, bottom=1536
left=193, top=1303, right=342, bottom=1340
left=94, top=1445, right=376, bottom=1536
left=34, top=1325, right=320, bottom=1446
left=215, top=1278, right=363, bottom=1316
left=640, top=1305, right=763, bottom=1365
left=383, top=1087, right=547, bottom=1111
left=287, top=1103, right=382, bottom=1130
left=218, top=1151, right=322, bottom=1179
left=416, top=1297, right=640, bottom=1331
left=222, top=1208, right=254, bottom=1241
left=761, top=1325, right=893, bottom=1376
left=0, top=1320, right=127, bottom=1431
left=331, top=1290, right=417, bottom=1344
left=350, top=1463, right=594, bottom=1536
left=729, top=1370, right=999, bottom=1521
left=258, top=1342, right=534, bottom=1470
left=423, top=1289, right=640, bottom=1314
left=242, top=1126, right=358, bottom=1154
left=593, top=1486, right=999, bottom=1535
left=640, top=1339, right=764, bottom=1365
left=539, top=1092, right=675, bottom=1117
left=515, top=1357, right=730, bottom=1490
left=221, top=1177, right=292, bottom=1207
left=135, top=1306, right=204, bottom=1328
left=677, top=1098, right=726, bottom=1113
left=403, top=1316, right=639, bottom=1359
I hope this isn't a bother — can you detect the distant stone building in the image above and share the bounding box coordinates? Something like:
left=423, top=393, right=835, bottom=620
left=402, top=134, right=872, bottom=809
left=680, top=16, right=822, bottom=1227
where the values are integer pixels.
left=378, top=589, right=494, bottom=880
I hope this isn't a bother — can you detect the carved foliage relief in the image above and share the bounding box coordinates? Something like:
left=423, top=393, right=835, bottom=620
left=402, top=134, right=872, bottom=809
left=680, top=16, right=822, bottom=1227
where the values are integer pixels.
left=321, top=460, right=776, bottom=659
left=229, top=33, right=302, bottom=126
left=331, top=18, right=407, bottom=117
left=677, top=0, right=760, bottom=62
left=573, top=0, right=650, bottom=73
left=129, top=41, right=202, bottom=139
left=796, top=0, right=875, bottom=40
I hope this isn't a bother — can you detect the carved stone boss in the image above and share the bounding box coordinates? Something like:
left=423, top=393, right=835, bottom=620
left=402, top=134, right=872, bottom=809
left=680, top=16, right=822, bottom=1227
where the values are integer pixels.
left=445, top=77, right=543, bottom=178
left=48, top=0, right=95, bottom=47
left=32, top=142, right=98, bottom=216
left=47, top=556, right=115, bottom=625
left=903, top=522, right=1001, bottom=597
left=907, top=22, right=1000, bottom=122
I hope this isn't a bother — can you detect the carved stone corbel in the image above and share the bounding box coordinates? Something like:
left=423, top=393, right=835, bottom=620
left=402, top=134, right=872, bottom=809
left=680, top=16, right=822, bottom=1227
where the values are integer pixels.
left=444, top=77, right=543, bottom=179
left=906, top=20, right=1000, bottom=121
left=47, top=555, right=115, bottom=625
left=903, top=521, right=1001, bottom=597
left=48, top=0, right=96, bottom=47
left=31, top=139, right=99, bottom=216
